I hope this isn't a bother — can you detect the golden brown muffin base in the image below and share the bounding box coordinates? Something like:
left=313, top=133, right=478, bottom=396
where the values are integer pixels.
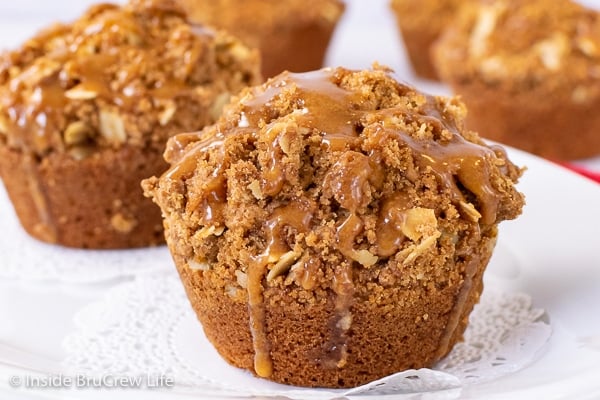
left=178, top=0, right=343, bottom=79
left=398, top=26, right=440, bottom=81
left=451, top=81, right=600, bottom=160
left=0, top=144, right=165, bottom=249
left=260, top=22, right=337, bottom=78
left=173, top=231, right=495, bottom=388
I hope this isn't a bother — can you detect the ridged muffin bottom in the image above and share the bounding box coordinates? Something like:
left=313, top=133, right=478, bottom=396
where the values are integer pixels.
left=171, top=230, right=496, bottom=388
left=0, top=144, right=166, bottom=249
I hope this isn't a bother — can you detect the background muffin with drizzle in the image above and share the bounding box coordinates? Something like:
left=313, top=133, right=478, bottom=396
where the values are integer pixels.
left=0, top=0, right=260, bottom=248
left=144, top=64, right=525, bottom=388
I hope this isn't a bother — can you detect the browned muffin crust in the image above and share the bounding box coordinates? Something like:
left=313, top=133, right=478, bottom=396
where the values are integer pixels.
left=144, top=65, right=524, bottom=388
left=0, top=0, right=260, bottom=248
left=390, top=0, right=470, bottom=80
left=178, top=0, right=345, bottom=78
left=433, top=0, right=600, bottom=159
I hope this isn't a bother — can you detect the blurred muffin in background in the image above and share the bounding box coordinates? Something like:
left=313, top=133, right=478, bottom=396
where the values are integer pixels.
left=390, top=0, right=470, bottom=80
left=0, top=0, right=260, bottom=248
left=433, top=0, right=600, bottom=160
left=179, top=0, right=345, bottom=78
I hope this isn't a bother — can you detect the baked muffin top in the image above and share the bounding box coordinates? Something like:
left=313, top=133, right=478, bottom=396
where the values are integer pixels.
left=434, top=0, right=600, bottom=95
left=145, top=64, right=523, bottom=292
left=390, top=0, right=470, bottom=31
left=179, top=0, right=345, bottom=47
left=0, top=0, right=260, bottom=157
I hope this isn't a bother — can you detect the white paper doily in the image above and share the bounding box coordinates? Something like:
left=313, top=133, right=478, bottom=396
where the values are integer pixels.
left=62, top=274, right=552, bottom=399
left=0, top=184, right=171, bottom=283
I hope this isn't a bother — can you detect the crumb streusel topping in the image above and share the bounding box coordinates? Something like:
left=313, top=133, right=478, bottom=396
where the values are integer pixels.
left=0, top=0, right=260, bottom=156
left=145, top=65, right=525, bottom=378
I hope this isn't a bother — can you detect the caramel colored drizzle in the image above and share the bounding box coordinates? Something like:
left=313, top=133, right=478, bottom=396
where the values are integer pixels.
left=375, top=192, right=411, bottom=257
left=6, top=76, right=67, bottom=153
left=164, top=132, right=228, bottom=224
left=241, top=70, right=362, bottom=198
left=165, top=128, right=257, bottom=225
left=0, top=6, right=197, bottom=155
left=372, top=109, right=500, bottom=225
left=322, top=263, right=354, bottom=369
left=23, top=154, right=57, bottom=243
left=163, top=131, right=220, bottom=165
left=247, top=259, right=273, bottom=378
left=243, top=70, right=358, bottom=137
left=307, top=215, right=362, bottom=369
left=260, top=125, right=286, bottom=197
left=261, top=198, right=314, bottom=260
left=378, top=103, right=497, bottom=358
left=418, top=100, right=500, bottom=225
left=434, top=253, right=481, bottom=362
left=247, top=71, right=361, bottom=371
left=190, top=170, right=227, bottom=225
left=292, top=256, right=320, bottom=291
left=248, top=198, right=314, bottom=377
left=336, top=213, right=364, bottom=261
left=416, top=136, right=499, bottom=225
left=324, top=151, right=380, bottom=213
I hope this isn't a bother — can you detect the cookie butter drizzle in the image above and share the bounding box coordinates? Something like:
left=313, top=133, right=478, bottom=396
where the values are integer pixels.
left=0, top=3, right=202, bottom=242
left=376, top=108, right=498, bottom=363
left=240, top=70, right=363, bottom=376
left=163, top=68, right=506, bottom=377
left=22, top=154, right=58, bottom=243
left=249, top=199, right=315, bottom=377
left=1, top=4, right=198, bottom=155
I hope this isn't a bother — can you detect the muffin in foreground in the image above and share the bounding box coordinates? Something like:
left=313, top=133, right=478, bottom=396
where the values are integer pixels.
left=0, top=0, right=260, bottom=248
left=433, top=0, right=600, bottom=160
left=178, top=0, right=345, bottom=78
left=144, top=65, right=525, bottom=388
left=390, top=0, right=470, bottom=80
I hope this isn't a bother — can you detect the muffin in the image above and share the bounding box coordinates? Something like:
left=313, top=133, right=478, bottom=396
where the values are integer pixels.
left=390, top=0, right=469, bottom=80
left=143, top=65, right=524, bottom=388
left=433, top=0, right=600, bottom=160
left=178, top=0, right=345, bottom=78
left=0, top=0, right=260, bottom=248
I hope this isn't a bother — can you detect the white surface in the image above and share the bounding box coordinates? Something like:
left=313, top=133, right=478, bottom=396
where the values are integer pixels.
left=59, top=275, right=549, bottom=399
left=1, top=1, right=600, bottom=399
left=0, top=184, right=171, bottom=283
